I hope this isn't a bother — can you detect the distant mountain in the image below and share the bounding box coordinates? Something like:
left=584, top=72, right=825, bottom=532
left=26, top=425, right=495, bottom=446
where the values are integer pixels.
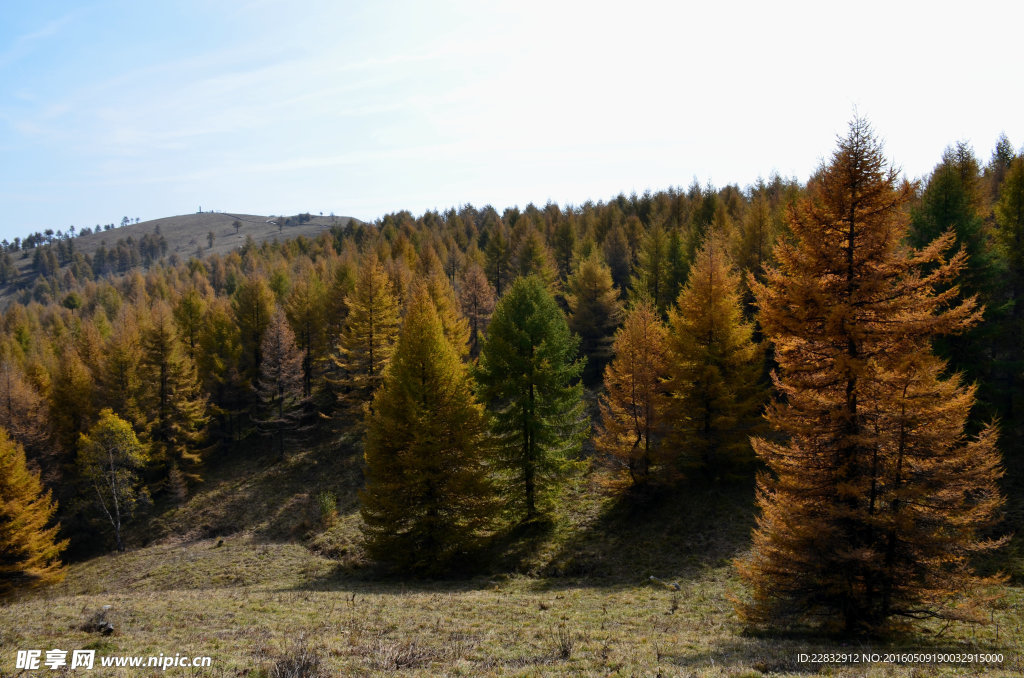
left=2, top=211, right=363, bottom=303
left=68, top=211, right=361, bottom=258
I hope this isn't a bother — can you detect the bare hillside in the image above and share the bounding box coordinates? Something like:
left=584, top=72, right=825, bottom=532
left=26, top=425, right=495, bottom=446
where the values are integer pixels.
left=66, top=211, right=359, bottom=259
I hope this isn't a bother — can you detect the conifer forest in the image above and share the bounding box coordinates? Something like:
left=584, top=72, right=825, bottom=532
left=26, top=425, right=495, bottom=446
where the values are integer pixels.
left=3, top=119, right=1024, bottom=675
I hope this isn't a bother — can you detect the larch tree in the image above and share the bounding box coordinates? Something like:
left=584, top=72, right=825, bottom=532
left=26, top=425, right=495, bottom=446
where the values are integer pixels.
left=100, top=307, right=144, bottom=430
left=602, top=224, right=632, bottom=293
left=457, top=262, right=496, bottom=358
left=515, top=229, right=559, bottom=289
left=285, top=275, right=329, bottom=398
left=666, top=231, right=765, bottom=479
left=331, top=256, right=400, bottom=433
left=0, top=429, right=67, bottom=598
left=140, top=306, right=208, bottom=485
left=0, top=358, right=48, bottom=462
left=173, top=288, right=206, bottom=361
left=197, top=298, right=245, bottom=442
left=737, top=118, right=1006, bottom=635
left=255, top=309, right=307, bottom=460
left=631, top=221, right=672, bottom=315
left=360, top=286, right=496, bottom=574
left=565, top=252, right=623, bottom=383
left=476, top=275, right=588, bottom=521
left=484, top=227, right=512, bottom=297
left=231, top=276, right=275, bottom=390
left=595, top=300, right=670, bottom=485
left=425, top=272, right=471, bottom=356
left=76, top=409, right=150, bottom=552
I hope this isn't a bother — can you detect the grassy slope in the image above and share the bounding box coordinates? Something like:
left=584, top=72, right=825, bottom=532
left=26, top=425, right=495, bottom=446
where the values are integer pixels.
left=4, top=440, right=1023, bottom=677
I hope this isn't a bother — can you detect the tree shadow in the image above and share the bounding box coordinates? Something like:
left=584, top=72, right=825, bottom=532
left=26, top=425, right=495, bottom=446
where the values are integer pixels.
left=541, top=477, right=757, bottom=584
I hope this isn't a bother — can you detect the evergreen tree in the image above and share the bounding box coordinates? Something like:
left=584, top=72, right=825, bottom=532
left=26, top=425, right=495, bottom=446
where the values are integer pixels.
left=666, top=231, right=764, bottom=479
left=255, top=309, right=306, bottom=459
left=0, top=429, right=67, bottom=598
left=476, top=276, right=588, bottom=520
left=995, top=156, right=1024, bottom=430
left=737, top=118, right=1006, bottom=634
left=331, top=256, right=400, bottom=433
left=77, top=409, right=150, bottom=552
left=361, top=287, right=495, bottom=574
left=565, top=252, right=623, bottom=382
left=457, top=262, right=496, bottom=358
left=595, top=301, right=670, bottom=485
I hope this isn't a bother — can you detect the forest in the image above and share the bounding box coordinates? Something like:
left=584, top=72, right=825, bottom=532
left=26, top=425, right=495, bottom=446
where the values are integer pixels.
left=2, top=118, right=1024, bottom=643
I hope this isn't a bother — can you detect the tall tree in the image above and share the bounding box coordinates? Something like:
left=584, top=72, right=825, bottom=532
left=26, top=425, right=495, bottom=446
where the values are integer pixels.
left=285, top=275, right=328, bottom=397
left=331, top=256, right=400, bottom=433
left=666, top=232, right=764, bottom=479
left=255, top=309, right=306, bottom=459
left=602, top=224, right=632, bottom=293
left=737, top=119, right=1006, bottom=635
left=173, top=288, right=206, bottom=361
left=360, top=287, right=495, bottom=574
left=197, top=298, right=245, bottom=442
left=995, top=156, right=1024, bottom=430
left=457, top=262, right=496, bottom=358
left=76, top=409, right=150, bottom=552
left=232, top=276, right=275, bottom=388
left=631, top=221, right=671, bottom=314
left=0, top=358, right=47, bottom=462
left=484, top=227, right=512, bottom=297
left=0, top=429, right=67, bottom=598
left=565, top=252, right=623, bottom=383
left=595, top=301, right=670, bottom=485
left=476, top=276, right=588, bottom=520
left=140, top=306, right=208, bottom=484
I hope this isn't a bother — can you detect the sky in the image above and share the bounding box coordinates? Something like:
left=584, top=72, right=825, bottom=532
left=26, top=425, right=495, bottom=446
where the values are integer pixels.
left=1, top=0, right=1022, bottom=241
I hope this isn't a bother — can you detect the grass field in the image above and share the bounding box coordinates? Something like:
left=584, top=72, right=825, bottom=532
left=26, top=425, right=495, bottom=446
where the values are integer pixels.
left=4, top=443, right=1022, bottom=677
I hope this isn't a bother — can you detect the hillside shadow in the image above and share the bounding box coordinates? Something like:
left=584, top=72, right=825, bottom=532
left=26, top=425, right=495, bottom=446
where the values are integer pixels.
left=541, top=478, right=757, bottom=584
left=142, top=431, right=365, bottom=547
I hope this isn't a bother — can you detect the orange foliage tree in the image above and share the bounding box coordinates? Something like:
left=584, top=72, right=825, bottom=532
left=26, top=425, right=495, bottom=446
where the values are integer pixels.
left=595, top=300, right=669, bottom=485
left=737, top=118, right=1007, bottom=634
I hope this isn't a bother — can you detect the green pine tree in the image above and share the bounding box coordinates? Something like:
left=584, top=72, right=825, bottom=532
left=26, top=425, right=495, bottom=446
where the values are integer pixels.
left=476, top=275, right=588, bottom=521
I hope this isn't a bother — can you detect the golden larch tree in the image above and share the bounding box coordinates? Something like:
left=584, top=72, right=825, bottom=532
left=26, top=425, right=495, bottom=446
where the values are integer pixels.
left=331, top=255, right=400, bottom=433
left=737, top=118, right=1006, bottom=635
left=360, top=285, right=495, bottom=574
left=0, top=429, right=67, bottom=598
left=666, top=230, right=765, bottom=480
left=595, top=300, right=670, bottom=485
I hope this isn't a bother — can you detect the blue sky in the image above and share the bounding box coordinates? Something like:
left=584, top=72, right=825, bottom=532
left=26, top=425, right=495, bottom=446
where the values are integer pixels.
left=2, top=1, right=1022, bottom=240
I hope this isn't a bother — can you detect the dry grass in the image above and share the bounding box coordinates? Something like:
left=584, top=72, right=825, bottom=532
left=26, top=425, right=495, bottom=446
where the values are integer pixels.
left=5, top=443, right=1021, bottom=676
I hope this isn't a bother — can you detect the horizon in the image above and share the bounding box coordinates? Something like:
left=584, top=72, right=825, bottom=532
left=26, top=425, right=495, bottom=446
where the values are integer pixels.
left=2, top=1, right=1022, bottom=240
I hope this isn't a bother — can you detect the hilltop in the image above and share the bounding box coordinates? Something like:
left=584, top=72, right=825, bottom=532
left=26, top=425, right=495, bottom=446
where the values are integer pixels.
left=68, top=211, right=360, bottom=259
left=1, top=210, right=361, bottom=303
